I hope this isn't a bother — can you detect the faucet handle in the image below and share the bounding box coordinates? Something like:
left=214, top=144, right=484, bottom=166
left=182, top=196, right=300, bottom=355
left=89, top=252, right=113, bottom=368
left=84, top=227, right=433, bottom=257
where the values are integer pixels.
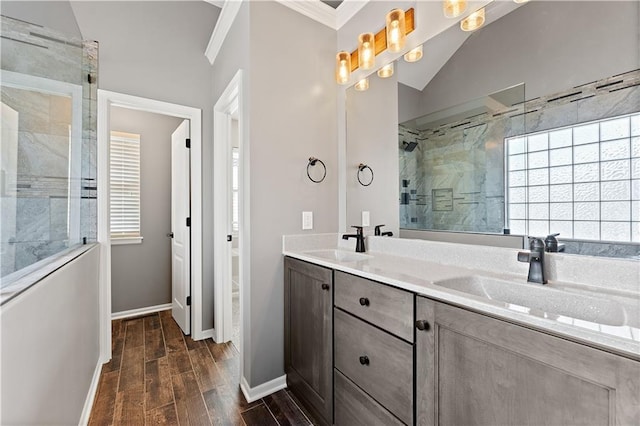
left=374, top=224, right=386, bottom=236
left=351, top=225, right=364, bottom=236
left=529, top=237, right=545, bottom=252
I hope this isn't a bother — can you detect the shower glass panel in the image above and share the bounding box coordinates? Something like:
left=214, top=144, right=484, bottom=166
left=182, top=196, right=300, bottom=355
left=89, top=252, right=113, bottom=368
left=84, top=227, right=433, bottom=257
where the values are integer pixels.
left=0, top=15, right=97, bottom=292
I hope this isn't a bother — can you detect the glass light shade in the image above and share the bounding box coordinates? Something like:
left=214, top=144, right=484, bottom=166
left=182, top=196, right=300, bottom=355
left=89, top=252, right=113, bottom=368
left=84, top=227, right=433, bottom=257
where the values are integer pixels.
left=386, top=9, right=406, bottom=53
left=354, top=78, right=369, bottom=91
left=404, top=45, right=423, bottom=63
left=443, top=0, right=467, bottom=18
left=377, top=63, right=394, bottom=78
left=335, top=51, right=351, bottom=85
left=358, top=33, right=376, bottom=70
left=460, top=7, right=485, bottom=32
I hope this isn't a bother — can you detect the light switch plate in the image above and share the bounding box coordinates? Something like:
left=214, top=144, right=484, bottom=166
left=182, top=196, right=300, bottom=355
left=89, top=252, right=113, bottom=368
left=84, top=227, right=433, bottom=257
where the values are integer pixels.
left=302, top=211, right=313, bottom=230
left=362, top=211, right=370, bottom=227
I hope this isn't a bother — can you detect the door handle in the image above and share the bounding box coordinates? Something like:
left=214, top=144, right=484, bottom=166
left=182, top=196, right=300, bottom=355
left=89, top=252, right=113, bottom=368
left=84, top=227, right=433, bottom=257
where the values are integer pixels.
left=167, top=232, right=174, bottom=238
left=227, top=235, right=232, bottom=242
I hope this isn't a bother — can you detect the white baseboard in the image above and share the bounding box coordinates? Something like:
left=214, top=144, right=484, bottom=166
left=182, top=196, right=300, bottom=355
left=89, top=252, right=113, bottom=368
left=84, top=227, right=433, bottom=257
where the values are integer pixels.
left=111, top=303, right=171, bottom=320
left=240, top=375, right=287, bottom=403
left=78, top=359, right=103, bottom=425
left=200, top=328, right=216, bottom=339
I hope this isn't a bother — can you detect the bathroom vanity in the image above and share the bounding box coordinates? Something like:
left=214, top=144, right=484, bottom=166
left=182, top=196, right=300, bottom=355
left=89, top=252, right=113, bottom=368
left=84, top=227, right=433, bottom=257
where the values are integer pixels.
left=283, top=234, right=640, bottom=426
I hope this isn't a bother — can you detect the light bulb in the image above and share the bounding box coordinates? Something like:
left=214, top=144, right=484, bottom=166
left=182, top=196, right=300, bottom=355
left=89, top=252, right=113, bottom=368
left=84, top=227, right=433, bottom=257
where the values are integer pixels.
left=443, top=0, right=467, bottom=18
left=404, top=45, right=423, bottom=63
left=335, top=51, right=351, bottom=85
left=386, top=9, right=406, bottom=53
left=377, top=63, right=394, bottom=78
left=460, top=7, right=485, bottom=32
left=358, top=33, right=375, bottom=70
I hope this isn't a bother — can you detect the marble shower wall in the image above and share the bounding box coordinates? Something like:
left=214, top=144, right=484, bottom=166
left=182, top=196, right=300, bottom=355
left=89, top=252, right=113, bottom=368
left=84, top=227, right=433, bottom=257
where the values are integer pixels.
left=0, top=16, right=98, bottom=278
left=399, top=70, right=640, bottom=253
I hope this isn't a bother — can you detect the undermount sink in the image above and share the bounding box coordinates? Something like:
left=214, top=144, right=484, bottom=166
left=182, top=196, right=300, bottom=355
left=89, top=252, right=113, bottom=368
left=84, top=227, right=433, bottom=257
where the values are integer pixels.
left=433, top=275, right=627, bottom=327
left=304, top=249, right=371, bottom=263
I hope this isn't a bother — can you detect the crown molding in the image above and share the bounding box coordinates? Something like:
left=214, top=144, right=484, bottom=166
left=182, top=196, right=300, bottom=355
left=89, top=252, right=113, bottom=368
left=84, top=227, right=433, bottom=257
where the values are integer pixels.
left=205, top=0, right=243, bottom=65
left=335, top=0, right=369, bottom=29
left=275, top=0, right=337, bottom=29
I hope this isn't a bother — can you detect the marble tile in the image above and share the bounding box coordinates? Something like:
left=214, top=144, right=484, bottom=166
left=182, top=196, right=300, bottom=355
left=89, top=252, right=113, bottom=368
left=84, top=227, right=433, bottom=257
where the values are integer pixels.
left=16, top=197, right=50, bottom=242
left=49, top=197, right=68, bottom=241
left=1, top=243, right=16, bottom=277
left=17, top=132, right=70, bottom=178
left=0, top=197, right=17, bottom=243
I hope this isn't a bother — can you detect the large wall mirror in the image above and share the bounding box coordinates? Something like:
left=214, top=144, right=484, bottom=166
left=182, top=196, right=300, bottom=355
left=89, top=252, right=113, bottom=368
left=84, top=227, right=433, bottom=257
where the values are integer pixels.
left=346, top=0, right=639, bottom=259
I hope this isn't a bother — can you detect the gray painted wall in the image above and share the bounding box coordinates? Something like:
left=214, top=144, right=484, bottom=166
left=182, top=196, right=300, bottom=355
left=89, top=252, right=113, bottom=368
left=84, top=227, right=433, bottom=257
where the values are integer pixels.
left=414, top=1, right=640, bottom=119
left=346, top=75, right=400, bottom=236
left=110, top=107, right=183, bottom=313
left=1, top=1, right=82, bottom=39
left=247, top=1, right=338, bottom=387
left=71, top=1, right=220, bottom=326
left=1, top=246, right=100, bottom=424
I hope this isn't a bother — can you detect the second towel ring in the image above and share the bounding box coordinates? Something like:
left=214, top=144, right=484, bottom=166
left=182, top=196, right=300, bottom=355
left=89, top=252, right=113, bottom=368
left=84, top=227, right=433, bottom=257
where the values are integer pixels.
left=307, top=157, right=327, bottom=183
left=357, top=163, right=374, bottom=186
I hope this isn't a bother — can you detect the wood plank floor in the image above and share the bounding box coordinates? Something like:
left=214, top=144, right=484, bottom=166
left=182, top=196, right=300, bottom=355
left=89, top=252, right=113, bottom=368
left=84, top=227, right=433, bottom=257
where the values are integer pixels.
left=89, top=310, right=315, bottom=425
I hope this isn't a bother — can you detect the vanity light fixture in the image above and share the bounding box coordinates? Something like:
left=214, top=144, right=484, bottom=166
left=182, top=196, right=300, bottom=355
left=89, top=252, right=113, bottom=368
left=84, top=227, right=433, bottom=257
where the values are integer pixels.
left=404, top=45, right=423, bottom=63
left=358, top=33, right=376, bottom=70
left=460, top=7, right=485, bottom=32
left=386, top=9, right=406, bottom=53
left=513, top=0, right=531, bottom=3
left=354, top=78, right=369, bottom=91
left=335, top=51, right=351, bottom=85
left=443, top=0, right=467, bottom=18
left=377, top=62, right=394, bottom=78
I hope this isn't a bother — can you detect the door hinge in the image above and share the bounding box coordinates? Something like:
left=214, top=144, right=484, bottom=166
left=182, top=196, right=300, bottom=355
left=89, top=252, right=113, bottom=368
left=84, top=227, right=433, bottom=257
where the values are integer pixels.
left=185, top=138, right=191, bottom=148
left=186, top=296, right=191, bottom=306
left=186, top=217, right=191, bottom=227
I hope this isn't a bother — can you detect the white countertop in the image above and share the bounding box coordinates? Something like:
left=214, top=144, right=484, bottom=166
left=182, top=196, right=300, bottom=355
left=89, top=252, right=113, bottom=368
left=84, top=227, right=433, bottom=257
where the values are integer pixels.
left=283, top=234, right=640, bottom=361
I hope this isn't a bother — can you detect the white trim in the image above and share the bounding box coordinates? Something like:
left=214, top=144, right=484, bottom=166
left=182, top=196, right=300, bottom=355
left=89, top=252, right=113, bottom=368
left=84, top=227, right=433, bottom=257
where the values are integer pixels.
left=111, top=303, right=172, bottom=320
left=200, top=328, right=216, bottom=339
left=110, top=237, right=143, bottom=245
left=204, top=0, right=225, bottom=8
left=240, top=375, right=287, bottom=404
left=78, top=360, right=103, bottom=426
left=98, top=91, right=205, bottom=370
left=335, top=0, right=370, bottom=29
left=275, top=0, right=336, bottom=29
left=213, top=69, right=248, bottom=385
left=205, top=0, right=243, bottom=65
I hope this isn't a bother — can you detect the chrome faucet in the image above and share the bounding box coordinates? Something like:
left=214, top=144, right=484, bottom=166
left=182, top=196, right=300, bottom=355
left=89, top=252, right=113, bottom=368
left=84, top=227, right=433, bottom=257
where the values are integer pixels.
left=517, top=237, right=547, bottom=284
left=343, top=226, right=366, bottom=253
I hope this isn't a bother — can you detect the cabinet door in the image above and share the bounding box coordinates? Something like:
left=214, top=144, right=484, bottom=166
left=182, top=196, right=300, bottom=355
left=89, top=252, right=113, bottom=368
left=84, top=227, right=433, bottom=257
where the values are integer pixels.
left=284, top=257, right=333, bottom=426
left=416, top=296, right=640, bottom=426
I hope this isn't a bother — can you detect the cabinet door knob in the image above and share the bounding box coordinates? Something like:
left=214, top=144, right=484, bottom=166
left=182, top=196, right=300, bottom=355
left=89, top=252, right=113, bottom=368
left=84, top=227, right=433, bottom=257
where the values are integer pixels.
left=415, top=320, right=430, bottom=331
left=359, top=355, right=370, bottom=366
left=359, top=297, right=370, bottom=306
left=321, top=283, right=330, bottom=290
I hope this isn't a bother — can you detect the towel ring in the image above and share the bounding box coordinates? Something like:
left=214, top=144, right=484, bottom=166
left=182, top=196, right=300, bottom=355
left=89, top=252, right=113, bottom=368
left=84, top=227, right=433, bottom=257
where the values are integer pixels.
left=357, top=163, right=374, bottom=186
left=307, top=157, right=327, bottom=183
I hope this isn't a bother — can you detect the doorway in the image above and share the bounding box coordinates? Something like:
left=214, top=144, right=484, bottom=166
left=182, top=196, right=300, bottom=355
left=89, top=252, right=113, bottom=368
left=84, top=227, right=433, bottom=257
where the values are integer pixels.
left=214, top=70, right=247, bottom=363
left=97, top=90, right=203, bottom=362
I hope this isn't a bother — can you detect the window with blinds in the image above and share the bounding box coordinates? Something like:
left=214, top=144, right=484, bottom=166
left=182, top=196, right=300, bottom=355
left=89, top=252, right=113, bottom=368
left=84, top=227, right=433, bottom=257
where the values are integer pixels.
left=110, top=131, right=141, bottom=241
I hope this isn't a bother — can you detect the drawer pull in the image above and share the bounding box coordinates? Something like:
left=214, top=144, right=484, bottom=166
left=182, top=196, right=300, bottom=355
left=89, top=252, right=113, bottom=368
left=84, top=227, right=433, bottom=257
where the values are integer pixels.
left=359, top=297, right=370, bottom=306
left=321, top=283, right=330, bottom=290
left=415, top=320, right=430, bottom=331
left=359, top=355, right=370, bottom=366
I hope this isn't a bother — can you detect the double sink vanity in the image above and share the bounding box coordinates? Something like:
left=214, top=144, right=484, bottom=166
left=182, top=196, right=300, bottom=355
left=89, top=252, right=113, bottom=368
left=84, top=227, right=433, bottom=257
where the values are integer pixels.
left=283, top=234, right=640, bottom=426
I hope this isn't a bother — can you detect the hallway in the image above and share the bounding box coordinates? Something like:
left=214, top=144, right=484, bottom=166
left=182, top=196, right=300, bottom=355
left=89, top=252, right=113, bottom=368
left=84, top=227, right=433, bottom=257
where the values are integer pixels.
left=89, top=310, right=314, bottom=425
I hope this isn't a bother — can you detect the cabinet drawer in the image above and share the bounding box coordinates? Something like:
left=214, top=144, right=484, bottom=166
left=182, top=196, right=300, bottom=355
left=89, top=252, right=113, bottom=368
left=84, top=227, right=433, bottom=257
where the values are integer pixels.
left=334, top=309, right=413, bottom=425
left=334, top=369, right=404, bottom=426
left=335, top=271, right=413, bottom=342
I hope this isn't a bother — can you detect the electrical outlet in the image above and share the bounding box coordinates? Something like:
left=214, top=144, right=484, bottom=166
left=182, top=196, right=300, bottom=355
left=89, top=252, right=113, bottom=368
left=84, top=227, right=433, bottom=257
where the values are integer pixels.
left=362, top=211, right=370, bottom=227
left=302, top=211, right=313, bottom=230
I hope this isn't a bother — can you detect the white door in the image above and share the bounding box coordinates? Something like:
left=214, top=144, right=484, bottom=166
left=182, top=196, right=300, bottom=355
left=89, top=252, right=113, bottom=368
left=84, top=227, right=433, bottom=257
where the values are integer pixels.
left=171, top=120, right=191, bottom=334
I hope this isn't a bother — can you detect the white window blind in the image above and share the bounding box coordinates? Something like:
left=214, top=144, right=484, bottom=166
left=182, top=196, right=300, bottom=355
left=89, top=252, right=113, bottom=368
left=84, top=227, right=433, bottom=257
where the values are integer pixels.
left=110, top=131, right=141, bottom=239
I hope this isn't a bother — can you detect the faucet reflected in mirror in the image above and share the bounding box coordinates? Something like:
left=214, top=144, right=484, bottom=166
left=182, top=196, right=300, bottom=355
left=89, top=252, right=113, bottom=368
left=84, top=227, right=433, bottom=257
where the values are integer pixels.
left=345, top=0, right=639, bottom=260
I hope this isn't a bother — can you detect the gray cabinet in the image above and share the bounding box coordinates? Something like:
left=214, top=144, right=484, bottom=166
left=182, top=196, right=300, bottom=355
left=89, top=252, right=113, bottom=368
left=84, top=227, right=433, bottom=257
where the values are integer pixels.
left=284, top=257, right=333, bottom=426
left=334, top=271, right=414, bottom=425
left=416, top=296, right=640, bottom=426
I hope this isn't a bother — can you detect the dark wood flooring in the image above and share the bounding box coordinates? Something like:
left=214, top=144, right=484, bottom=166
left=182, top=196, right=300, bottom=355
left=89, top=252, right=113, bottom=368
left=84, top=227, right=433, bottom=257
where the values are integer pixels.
left=89, top=310, right=314, bottom=425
